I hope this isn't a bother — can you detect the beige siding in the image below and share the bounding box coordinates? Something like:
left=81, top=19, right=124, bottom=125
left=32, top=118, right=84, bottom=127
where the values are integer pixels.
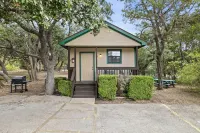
left=65, top=27, right=141, bottom=47
left=97, top=48, right=135, bottom=67
left=69, top=48, right=136, bottom=81
left=70, top=48, right=96, bottom=81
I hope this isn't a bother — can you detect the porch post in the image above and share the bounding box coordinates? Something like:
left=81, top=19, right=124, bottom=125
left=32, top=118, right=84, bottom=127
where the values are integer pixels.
left=68, top=47, right=70, bottom=69
left=67, top=47, right=71, bottom=79
left=95, top=47, right=98, bottom=98
left=96, top=47, right=98, bottom=79
left=136, top=47, right=139, bottom=74
left=74, top=47, right=76, bottom=81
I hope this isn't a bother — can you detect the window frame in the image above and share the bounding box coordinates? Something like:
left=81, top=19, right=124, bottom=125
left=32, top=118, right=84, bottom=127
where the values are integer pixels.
left=107, top=49, right=122, bottom=64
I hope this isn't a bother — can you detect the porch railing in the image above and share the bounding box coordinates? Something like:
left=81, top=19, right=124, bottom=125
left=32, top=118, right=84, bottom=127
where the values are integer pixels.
left=95, top=71, right=98, bottom=98
left=70, top=68, right=76, bottom=97
left=97, top=67, right=138, bottom=76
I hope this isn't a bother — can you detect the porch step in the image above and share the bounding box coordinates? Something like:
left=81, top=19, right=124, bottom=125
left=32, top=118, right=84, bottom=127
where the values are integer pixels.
left=73, top=82, right=96, bottom=98
left=73, top=95, right=95, bottom=98
left=75, top=86, right=94, bottom=91
left=75, top=81, right=96, bottom=85
left=74, top=90, right=94, bottom=95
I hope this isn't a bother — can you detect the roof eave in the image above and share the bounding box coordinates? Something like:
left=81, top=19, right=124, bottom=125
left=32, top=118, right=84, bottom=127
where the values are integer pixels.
left=59, top=21, right=147, bottom=48
left=59, top=29, right=91, bottom=47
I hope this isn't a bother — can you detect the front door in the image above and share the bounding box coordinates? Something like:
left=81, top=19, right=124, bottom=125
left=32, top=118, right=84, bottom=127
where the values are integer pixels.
left=80, top=52, right=94, bottom=81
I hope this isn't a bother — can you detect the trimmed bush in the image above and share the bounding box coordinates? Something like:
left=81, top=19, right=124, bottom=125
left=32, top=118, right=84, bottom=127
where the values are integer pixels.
left=128, top=76, right=154, bottom=100
left=54, top=77, right=67, bottom=89
left=58, top=80, right=72, bottom=96
left=98, top=75, right=117, bottom=100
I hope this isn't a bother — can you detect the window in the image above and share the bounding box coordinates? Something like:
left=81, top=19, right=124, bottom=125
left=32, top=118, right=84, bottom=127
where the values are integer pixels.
left=107, top=49, right=122, bottom=64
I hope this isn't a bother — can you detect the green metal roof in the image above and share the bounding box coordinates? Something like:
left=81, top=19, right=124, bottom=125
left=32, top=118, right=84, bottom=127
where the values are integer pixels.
left=59, top=21, right=147, bottom=47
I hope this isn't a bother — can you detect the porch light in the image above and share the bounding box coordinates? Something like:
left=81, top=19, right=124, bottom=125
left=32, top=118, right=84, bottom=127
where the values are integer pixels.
left=99, top=54, right=102, bottom=57
left=71, top=58, right=75, bottom=63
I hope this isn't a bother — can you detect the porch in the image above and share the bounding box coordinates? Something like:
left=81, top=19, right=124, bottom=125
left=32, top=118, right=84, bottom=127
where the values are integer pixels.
left=67, top=47, right=139, bottom=98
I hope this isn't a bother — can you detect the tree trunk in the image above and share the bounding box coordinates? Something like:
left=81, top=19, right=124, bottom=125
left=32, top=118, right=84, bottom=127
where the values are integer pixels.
left=156, top=53, right=163, bottom=90
left=58, top=61, right=64, bottom=72
left=45, top=60, right=55, bottom=95
left=154, top=35, right=163, bottom=90
left=29, top=56, right=38, bottom=81
left=0, top=60, right=8, bottom=75
left=0, top=71, right=10, bottom=82
left=54, top=57, right=60, bottom=70
left=179, top=42, right=184, bottom=68
left=38, top=28, right=55, bottom=95
left=36, top=61, right=43, bottom=72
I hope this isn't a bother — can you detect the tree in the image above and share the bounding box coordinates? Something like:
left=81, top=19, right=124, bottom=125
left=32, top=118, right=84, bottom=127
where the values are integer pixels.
left=0, top=23, right=41, bottom=81
left=164, top=12, right=200, bottom=79
left=122, top=0, right=197, bottom=89
left=138, top=47, right=155, bottom=75
left=0, top=0, right=112, bottom=94
left=178, top=51, right=200, bottom=86
left=53, top=24, right=79, bottom=71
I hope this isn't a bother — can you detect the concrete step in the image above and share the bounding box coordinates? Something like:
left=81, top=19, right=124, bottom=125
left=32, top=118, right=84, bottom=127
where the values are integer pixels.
left=73, top=95, right=95, bottom=98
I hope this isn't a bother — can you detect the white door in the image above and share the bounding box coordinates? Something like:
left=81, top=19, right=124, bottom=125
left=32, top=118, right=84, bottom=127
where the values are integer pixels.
left=80, top=53, right=94, bottom=81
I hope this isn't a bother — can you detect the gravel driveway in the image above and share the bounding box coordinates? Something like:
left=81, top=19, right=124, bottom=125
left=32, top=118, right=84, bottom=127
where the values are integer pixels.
left=0, top=95, right=200, bottom=133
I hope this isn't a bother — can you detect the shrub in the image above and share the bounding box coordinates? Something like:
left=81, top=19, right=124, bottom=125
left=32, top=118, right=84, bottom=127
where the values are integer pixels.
left=58, top=80, right=72, bottom=96
left=98, top=75, right=117, bottom=100
left=128, top=76, right=154, bottom=100
left=177, top=62, right=200, bottom=86
left=117, top=75, right=133, bottom=95
left=6, top=63, right=20, bottom=71
left=54, top=77, right=67, bottom=89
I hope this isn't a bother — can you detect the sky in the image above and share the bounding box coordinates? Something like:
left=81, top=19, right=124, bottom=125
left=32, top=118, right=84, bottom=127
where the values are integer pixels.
left=106, top=0, right=139, bottom=35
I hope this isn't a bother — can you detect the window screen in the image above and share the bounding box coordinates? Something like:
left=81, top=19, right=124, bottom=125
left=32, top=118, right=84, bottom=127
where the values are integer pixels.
left=107, top=49, right=122, bottom=64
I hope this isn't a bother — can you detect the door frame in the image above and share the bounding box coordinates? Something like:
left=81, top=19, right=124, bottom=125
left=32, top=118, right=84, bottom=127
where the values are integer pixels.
left=79, top=52, right=95, bottom=81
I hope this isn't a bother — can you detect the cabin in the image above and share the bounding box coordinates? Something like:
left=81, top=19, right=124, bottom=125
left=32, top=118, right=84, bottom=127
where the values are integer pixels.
left=59, top=21, right=146, bottom=98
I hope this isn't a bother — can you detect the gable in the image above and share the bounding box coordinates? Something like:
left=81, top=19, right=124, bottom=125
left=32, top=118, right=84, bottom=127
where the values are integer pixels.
left=59, top=21, right=146, bottom=47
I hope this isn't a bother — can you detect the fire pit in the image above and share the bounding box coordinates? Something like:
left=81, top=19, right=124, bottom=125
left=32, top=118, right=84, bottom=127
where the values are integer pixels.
left=11, top=76, right=29, bottom=93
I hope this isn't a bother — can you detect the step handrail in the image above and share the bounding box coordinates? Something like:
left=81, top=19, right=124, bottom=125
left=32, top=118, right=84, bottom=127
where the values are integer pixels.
left=71, top=68, right=75, bottom=97
left=95, top=68, right=98, bottom=98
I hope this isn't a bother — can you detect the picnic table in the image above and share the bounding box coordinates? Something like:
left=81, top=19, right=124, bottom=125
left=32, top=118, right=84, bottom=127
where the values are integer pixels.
left=154, top=79, right=176, bottom=88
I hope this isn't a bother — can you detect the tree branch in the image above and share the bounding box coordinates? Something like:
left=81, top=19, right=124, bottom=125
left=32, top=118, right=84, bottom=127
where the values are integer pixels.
left=14, top=19, right=39, bottom=36
left=48, top=19, right=59, bottom=32
left=0, top=46, right=41, bottom=59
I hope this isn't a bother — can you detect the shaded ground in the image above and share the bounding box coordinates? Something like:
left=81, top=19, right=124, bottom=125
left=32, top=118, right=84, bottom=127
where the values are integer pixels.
left=96, top=85, right=200, bottom=105
left=0, top=70, right=67, bottom=96
left=0, top=96, right=200, bottom=133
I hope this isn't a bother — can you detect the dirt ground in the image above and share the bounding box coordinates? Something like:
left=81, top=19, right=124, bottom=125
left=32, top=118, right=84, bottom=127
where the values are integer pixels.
left=0, top=70, right=67, bottom=96
left=1, top=71, right=200, bottom=105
